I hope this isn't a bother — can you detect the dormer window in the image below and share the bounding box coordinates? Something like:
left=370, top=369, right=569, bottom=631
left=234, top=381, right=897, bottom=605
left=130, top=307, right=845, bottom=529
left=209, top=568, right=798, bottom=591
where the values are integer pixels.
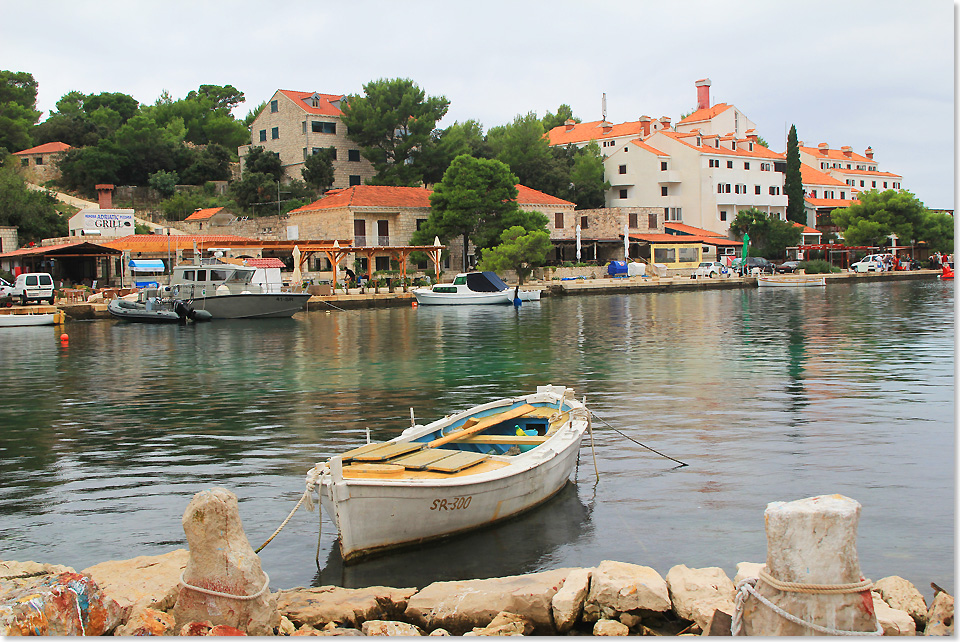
left=696, top=137, right=701, bottom=146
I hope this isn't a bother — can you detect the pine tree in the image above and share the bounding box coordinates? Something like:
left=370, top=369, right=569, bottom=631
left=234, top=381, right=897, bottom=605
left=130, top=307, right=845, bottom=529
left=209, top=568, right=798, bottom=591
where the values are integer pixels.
left=785, top=124, right=805, bottom=224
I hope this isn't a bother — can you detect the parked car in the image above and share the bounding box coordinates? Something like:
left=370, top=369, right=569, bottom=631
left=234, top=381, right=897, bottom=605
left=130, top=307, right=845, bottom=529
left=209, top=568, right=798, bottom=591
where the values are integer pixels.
left=0, top=276, right=12, bottom=298
left=851, top=255, right=886, bottom=273
left=694, top=261, right=726, bottom=278
left=738, top=257, right=776, bottom=275
left=11, top=272, right=55, bottom=305
left=775, top=260, right=800, bottom=274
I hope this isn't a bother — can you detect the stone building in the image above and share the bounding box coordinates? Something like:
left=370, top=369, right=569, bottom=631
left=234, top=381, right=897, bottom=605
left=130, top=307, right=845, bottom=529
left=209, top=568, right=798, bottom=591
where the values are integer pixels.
left=14, top=142, right=71, bottom=183
left=238, top=90, right=376, bottom=188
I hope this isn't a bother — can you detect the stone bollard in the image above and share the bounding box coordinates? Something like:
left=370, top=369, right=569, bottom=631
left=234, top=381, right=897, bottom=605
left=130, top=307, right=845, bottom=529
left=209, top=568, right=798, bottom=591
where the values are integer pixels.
left=172, top=487, right=279, bottom=635
left=735, top=494, right=880, bottom=636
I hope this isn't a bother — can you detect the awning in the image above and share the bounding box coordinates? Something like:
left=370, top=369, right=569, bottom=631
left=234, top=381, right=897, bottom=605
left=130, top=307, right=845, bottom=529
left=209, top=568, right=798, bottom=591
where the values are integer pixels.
left=128, top=259, right=165, bottom=272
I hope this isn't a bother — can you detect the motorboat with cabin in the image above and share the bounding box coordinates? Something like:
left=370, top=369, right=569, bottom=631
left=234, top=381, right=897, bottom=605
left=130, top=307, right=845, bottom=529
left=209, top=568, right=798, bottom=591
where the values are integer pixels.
left=168, top=259, right=310, bottom=319
left=413, top=271, right=515, bottom=305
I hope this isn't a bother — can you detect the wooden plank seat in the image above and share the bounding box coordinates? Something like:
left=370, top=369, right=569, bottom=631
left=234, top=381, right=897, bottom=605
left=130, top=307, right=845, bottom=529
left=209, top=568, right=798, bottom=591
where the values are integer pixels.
left=451, top=434, right=549, bottom=446
left=390, top=448, right=460, bottom=470
left=423, top=451, right=488, bottom=473
left=428, top=403, right=537, bottom=448
left=344, top=442, right=422, bottom=462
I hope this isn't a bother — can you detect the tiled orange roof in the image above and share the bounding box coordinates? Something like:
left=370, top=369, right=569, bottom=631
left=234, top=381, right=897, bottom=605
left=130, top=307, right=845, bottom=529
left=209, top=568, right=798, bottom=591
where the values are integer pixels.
left=14, top=141, right=71, bottom=155
left=103, top=234, right=257, bottom=251
left=800, top=163, right=849, bottom=187
left=805, top=197, right=855, bottom=208
left=664, top=222, right=726, bottom=237
left=832, top=168, right=901, bottom=179
left=515, top=184, right=574, bottom=207
left=799, top=145, right=872, bottom=163
left=290, top=185, right=433, bottom=212
left=244, top=257, right=286, bottom=269
left=184, top=207, right=225, bottom=221
left=278, top=90, right=345, bottom=116
left=657, top=130, right=784, bottom=160
left=546, top=119, right=648, bottom=146
left=629, top=139, right=669, bottom=156
left=792, top=222, right=821, bottom=235
left=0, top=240, right=120, bottom=258
left=677, top=103, right=733, bottom=124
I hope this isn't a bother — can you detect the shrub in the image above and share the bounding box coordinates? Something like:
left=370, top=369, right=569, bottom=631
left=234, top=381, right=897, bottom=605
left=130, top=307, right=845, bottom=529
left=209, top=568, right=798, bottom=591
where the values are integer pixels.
left=798, top=259, right=840, bottom=274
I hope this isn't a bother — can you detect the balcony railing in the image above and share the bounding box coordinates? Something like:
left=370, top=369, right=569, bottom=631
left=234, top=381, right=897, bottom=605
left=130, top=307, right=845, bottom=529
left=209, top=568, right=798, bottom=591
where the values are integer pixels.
left=377, top=235, right=390, bottom=246
left=355, top=235, right=366, bottom=246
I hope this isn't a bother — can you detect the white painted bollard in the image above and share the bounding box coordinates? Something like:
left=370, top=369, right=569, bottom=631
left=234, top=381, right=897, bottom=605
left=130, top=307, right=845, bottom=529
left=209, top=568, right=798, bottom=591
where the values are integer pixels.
left=734, top=494, right=881, bottom=635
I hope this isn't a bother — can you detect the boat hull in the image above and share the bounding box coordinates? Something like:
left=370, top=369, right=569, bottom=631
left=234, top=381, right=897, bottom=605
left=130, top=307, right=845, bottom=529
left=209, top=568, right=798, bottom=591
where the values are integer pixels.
left=318, top=387, right=587, bottom=561
left=0, top=313, right=55, bottom=327
left=757, top=275, right=826, bottom=287
left=188, top=293, right=311, bottom=318
left=413, top=289, right=512, bottom=305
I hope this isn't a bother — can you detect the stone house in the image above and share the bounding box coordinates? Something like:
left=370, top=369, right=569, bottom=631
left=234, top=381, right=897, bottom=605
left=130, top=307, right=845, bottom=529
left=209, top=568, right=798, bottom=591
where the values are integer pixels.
left=14, top=142, right=71, bottom=183
left=238, top=90, right=376, bottom=188
left=183, top=207, right=235, bottom=232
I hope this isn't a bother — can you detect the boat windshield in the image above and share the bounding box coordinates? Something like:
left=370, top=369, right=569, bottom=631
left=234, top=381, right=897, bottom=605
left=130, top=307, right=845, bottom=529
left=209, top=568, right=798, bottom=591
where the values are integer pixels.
left=453, top=276, right=467, bottom=285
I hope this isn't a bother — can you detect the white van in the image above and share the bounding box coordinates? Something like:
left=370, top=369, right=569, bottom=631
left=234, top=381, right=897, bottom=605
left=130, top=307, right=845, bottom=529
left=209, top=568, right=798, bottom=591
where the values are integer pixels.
left=11, top=272, right=55, bottom=305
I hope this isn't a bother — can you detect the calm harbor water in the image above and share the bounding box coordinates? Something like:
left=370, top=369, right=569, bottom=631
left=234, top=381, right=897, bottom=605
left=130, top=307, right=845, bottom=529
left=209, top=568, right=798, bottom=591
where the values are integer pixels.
left=0, top=279, right=953, bottom=600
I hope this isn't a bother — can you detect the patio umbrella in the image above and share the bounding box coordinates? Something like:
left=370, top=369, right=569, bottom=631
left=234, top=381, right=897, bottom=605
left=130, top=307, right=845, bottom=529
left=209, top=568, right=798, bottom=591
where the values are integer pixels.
left=292, top=245, right=302, bottom=290
left=624, top=223, right=629, bottom=261
left=576, top=224, right=581, bottom=261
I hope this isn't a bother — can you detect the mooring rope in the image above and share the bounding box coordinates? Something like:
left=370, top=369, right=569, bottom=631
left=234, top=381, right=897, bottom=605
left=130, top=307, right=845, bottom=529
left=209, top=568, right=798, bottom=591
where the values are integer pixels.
left=179, top=571, right=270, bottom=601
left=587, top=409, right=688, bottom=467
left=731, top=569, right=882, bottom=636
left=254, top=464, right=324, bottom=554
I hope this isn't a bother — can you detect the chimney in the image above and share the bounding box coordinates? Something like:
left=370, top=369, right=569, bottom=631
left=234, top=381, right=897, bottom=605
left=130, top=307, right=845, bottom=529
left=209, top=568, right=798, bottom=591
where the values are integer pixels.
left=865, top=146, right=874, bottom=159
left=841, top=145, right=853, bottom=157
left=695, top=78, right=712, bottom=110
left=600, top=120, right=613, bottom=133
left=639, top=115, right=651, bottom=137
left=564, top=118, right=576, bottom=132
left=818, top=143, right=829, bottom=155
left=745, top=129, right=758, bottom=143
left=96, top=184, right=115, bottom=209
left=659, top=116, right=671, bottom=130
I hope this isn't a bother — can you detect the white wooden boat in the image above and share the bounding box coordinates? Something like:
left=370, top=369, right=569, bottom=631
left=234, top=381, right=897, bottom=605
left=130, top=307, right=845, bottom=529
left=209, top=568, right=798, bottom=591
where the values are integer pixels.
left=0, top=312, right=59, bottom=327
left=312, top=385, right=590, bottom=562
left=757, top=275, right=826, bottom=288
left=413, top=272, right=513, bottom=305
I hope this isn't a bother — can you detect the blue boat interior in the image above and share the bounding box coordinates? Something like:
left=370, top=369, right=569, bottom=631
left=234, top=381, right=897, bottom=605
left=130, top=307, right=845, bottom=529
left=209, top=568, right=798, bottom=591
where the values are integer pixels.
left=413, top=400, right=564, bottom=456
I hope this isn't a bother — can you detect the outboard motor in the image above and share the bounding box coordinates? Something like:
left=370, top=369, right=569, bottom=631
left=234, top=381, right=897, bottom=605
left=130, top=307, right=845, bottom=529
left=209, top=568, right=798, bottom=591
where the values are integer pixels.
left=174, top=300, right=191, bottom=324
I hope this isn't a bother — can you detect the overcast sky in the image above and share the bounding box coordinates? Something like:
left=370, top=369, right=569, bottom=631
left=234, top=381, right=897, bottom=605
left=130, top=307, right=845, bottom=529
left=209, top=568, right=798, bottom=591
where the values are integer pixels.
left=3, top=0, right=955, bottom=209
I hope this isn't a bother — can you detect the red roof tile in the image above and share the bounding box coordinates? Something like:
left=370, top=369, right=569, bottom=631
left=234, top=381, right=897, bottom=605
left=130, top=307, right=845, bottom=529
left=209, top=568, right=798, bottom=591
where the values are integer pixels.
left=103, top=234, right=257, bottom=251
left=244, top=257, right=286, bottom=268
left=657, top=130, right=784, bottom=160
left=664, top=222, right=726, bottom=237
left=515, top=184, right=574, bottom=207
left=677, top=103, right=733, bottom=124
left=792, top=222, right=822, bottom=235
left=278, top=90, right=345, bottom=116
left=799, top=145, right=873, bottom=163
left=546, top=119, right=649, bottom=146
left=14, top=141, right=71, bottom=155
left=184, top=207, right=225, bottom=221
left=800, top=163, right=849, bottom=187
left=629, top=139, right=669, bottom=156
left=290, top=185, right=433, bottom=213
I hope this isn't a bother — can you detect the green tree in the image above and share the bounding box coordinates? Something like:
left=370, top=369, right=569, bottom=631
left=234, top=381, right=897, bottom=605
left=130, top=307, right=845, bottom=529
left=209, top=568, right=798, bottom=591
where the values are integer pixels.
left=567, top=141, right=610, bottom=209
left=418, top=120, right=492, bottom=185
left=148, top=169, right=178, bottom=197
left=340, top=78, right=449, bottom=186
left=487, top=112, right=558, bottom=192
left=831, top=189, right=942, bottom=250
left=159, top=189, right=216, bottom=221
left=301, top=147, right=335, bottom=192
left=146, top=85, right=248, bottom=151
left=241, top=145, right=283, bottom=181
left=231, top=146, right=285, bottom=211
left=413, top=155, right=521, bottom=271
left=0, top=157, right=67, bottom=241
left=917, top=210, right=954, bottom=254
left=478, top=225, right=553, bottom=284
left=56, top=141, right=126, bottom=195
left=541, top=104, right=579, bottom=132
left=0, top=71, right=41, bottom=152
left=33, top=90, right=139, bottom=148
left=730, top=208, right=802, bottom=259
left=785, top=124, right=805, bottom=224
left=178, top=143, right=232, bottom=185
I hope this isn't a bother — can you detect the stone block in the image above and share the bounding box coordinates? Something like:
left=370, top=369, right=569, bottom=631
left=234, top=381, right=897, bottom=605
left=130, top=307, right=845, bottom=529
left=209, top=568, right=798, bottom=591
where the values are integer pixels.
left=551, top=567, right=591, bottom=633
left=583, top=560, right=670, bottom=621
left=871, top=591, right=916, bottom=635
left=115, top=606, right=176, bottom=636
left=0, top=571, right=122, bottom=636
left=277, top=585, right=416, bottom=629
left=361, top=619, right=423, bottom=636
left=874, top=575, right=927, bottom=628
left=82, top=548, right=188, bottom=617
left=468, top=611, right=534, bottom=636
left=665, top=564, right=735, bottom=626
left=924, top=590, right=954, bottom=636
left=593, top=618, right=630, bottom=636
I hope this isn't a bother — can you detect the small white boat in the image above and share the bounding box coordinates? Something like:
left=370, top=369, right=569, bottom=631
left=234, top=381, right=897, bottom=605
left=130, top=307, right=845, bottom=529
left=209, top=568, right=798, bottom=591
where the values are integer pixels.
left=757, top=275, right=826, bottom=288
left=311, top=385, right=590, bottom=562
left=413, top=272, right=513, bottom=305
left=0, top=312, right=59, bottom=327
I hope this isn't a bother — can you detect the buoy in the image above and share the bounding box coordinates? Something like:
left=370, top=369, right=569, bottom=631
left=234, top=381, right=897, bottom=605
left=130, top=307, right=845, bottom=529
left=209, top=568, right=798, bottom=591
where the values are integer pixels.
left=59, top=333, right=68, bottom=345
left=412, top=301, right=418, bottom=307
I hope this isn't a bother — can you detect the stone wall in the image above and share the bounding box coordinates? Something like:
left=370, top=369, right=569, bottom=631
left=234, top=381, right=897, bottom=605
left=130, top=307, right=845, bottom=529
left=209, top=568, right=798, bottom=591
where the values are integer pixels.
left=0, top=226, right=18, bottom=253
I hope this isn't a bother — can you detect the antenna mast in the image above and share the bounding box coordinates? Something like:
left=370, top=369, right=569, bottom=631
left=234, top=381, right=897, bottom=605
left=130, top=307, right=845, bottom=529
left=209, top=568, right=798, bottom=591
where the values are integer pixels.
left=602, top=93, right=607, bottom=121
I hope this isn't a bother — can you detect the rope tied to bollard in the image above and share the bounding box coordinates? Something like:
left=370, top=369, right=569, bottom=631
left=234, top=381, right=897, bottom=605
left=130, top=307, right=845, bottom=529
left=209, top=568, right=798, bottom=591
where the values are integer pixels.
left=179, top=571, right=270, bottom=601
left=731, top=567, right=883, bottom=636
left=254, top=464, right=325, bottom=554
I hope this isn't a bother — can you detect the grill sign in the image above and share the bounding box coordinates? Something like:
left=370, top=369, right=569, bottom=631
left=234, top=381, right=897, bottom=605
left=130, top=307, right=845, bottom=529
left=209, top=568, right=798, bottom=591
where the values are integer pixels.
left=84, top=212, right=134, bottom=230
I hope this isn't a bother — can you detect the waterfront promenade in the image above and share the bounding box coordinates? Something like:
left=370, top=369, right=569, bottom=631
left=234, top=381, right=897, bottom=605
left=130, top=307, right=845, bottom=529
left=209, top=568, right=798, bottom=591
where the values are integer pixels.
left=32, top=268, right=944, bottom=318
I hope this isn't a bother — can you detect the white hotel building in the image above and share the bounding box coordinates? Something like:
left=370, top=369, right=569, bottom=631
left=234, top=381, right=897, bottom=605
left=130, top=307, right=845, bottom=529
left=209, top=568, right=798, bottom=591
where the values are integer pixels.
left=547, top=79, right=787, bottom=238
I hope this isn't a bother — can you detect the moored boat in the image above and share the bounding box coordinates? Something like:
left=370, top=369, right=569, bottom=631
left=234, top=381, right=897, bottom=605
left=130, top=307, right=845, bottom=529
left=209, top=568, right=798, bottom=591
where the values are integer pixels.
left=108, top=288, right=212, bottom=323
left=309, top=385, right=590, bottom=562
left=757, top=275, right=826, bottom=288
left=413, top=272, right=513, bottom=305
left=169, top=260, right=310, bottom=318
left=0, top=312, right=61, bottom=327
